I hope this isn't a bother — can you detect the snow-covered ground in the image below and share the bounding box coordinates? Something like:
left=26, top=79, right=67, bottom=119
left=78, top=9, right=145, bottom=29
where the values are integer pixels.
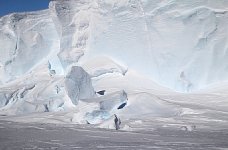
left=1, top=0, right=228, bottom=149
left=0, top=119, right=228, bottom=150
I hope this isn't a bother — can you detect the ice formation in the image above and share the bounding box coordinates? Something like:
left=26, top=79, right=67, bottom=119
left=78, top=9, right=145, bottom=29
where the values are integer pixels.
left=64, top=66, right=95, bottom=105
left=1, top=0, right=228, bottom=127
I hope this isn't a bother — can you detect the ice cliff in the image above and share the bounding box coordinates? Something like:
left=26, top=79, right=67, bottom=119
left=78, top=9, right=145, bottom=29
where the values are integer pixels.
left=1, top=0, right=228, bottom=91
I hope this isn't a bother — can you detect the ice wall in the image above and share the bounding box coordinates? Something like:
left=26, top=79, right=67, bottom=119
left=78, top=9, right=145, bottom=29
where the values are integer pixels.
left=0, top=10, right=60, bottom=83
left=49, top=0, right=228, bottom=92
left=1, top=0, right=228, bottom=92
left=82, top=0, right=228, bottom=92
left=49, top=0, right=106, bottom=69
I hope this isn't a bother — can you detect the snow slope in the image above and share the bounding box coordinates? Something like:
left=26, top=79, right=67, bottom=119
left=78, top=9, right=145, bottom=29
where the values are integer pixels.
left=1, top=0, right=228, bottom=130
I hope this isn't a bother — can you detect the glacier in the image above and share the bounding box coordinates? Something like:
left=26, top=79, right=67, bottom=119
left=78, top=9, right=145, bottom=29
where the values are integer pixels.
left=1, top=0, right=228, bottom=91
left=0, top=0, right=228, bottom=141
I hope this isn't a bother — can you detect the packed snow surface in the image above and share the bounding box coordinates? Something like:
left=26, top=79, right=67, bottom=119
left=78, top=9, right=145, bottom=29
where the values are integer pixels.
left=1, top=120, right=228, bottom=150
left=1, top=0, right=228, bottom=139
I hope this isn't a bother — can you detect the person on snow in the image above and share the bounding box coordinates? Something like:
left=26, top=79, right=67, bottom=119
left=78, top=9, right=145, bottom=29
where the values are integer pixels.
left=114, top=114, right=121, bottom=130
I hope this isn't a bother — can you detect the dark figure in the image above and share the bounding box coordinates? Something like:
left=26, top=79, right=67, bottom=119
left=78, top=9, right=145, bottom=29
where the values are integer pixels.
left=114, top=114, right=121, bottom=130
left=117, top=102, right=127, bottom=109
left=96, top=90, right=106, bottom=96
